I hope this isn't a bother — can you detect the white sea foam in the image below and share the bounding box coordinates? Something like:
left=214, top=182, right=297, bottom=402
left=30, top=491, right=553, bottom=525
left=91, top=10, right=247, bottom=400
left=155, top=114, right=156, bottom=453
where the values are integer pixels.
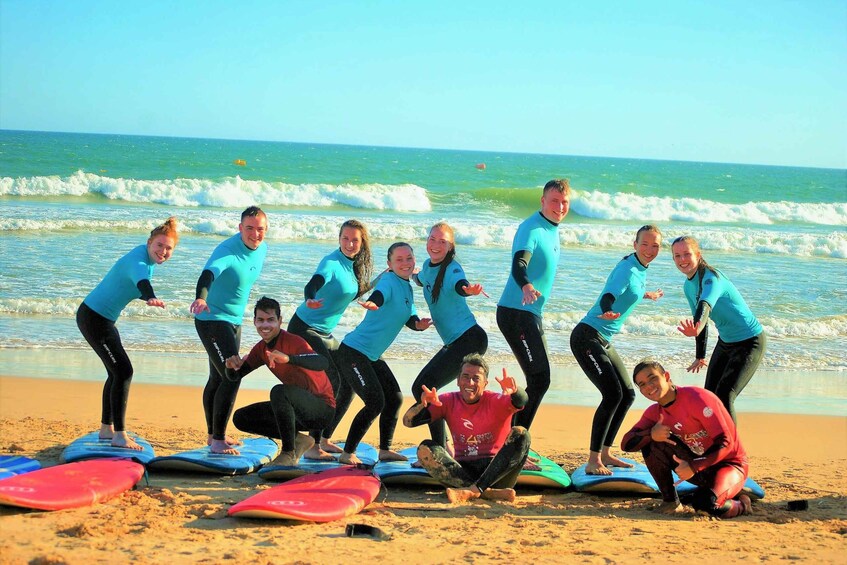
left=0, top=171, right=432, bottom=212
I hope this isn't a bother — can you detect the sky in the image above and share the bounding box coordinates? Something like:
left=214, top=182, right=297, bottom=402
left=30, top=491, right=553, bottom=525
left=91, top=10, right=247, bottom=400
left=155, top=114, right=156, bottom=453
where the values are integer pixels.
left=1, top=1, right=845, bottom=169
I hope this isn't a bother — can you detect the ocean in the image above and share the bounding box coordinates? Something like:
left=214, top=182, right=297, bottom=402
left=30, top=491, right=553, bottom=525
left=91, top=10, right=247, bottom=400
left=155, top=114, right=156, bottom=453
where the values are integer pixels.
left=1, top=130, right=845, bottom=415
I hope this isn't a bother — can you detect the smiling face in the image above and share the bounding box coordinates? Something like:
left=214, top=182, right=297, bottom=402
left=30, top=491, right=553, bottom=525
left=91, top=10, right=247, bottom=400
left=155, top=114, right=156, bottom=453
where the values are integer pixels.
left=540, top=189, right=570, bottom=224
left=239, top=214, right=268, bottom=250
left=634, top=230, right=662, bottom=266
left=387, top=244, right=415, bottom=280
left=253, top=308, right=281, bottom=343
left=339, top=226, right=363, bottom=259
left=457, top=362, right=488, bottom=404
left=147, top=234, right=176, bottom=264
left=634, top=366, right=674, bottom=404
left=426, top=225, right=454, bottom=264
left=672, top=240, right=701, bottom=278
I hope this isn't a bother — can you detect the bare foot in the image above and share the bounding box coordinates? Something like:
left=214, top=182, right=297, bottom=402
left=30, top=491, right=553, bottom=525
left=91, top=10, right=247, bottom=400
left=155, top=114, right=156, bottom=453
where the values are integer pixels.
left=480, top=487, right=516, bottom=502
left=293, top=434, right=315, bottom=461
left=585, top=461, right=613, bottom=476
left=601, top=454, right=634, bottom=468
left=99, top=424, right=115, bottom=440
left=446, top=486, right=482, bottom=503
left=303, top=445, right=336, bottom=461
left=320, top=439, right=344, bottom=454
left=209, top=439, right=239, bottom=455
left=339, top=452, right=362, bottom=465
left=207, top=434, right=242, bottom=447
left=270, top=451, right=298, bottom=467
left=654, top=501, right=685, bottom=514
left=111, top=432, right=143, bottom=451
left=738, top=494, right=753, bottom=515
left=379, top=449, right=408, bottom=462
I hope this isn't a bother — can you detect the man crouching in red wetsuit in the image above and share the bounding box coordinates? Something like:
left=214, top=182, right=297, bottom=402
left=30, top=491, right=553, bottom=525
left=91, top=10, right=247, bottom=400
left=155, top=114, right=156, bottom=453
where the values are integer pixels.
left=621, top=358, right=752, bottom=518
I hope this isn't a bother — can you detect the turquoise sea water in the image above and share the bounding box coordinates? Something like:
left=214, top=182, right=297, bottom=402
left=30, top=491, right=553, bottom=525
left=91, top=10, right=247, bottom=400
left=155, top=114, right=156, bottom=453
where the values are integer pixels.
left=1, top=130, right=845, bottom=414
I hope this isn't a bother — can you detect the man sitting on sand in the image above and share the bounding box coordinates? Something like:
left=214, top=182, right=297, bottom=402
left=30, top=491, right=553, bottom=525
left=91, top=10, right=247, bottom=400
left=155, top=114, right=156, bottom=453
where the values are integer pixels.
left=224, top=297, right=336, bottom=466
left=402, top=353, right=531, bottom=503
left=621, top=358, right=752, bottom=518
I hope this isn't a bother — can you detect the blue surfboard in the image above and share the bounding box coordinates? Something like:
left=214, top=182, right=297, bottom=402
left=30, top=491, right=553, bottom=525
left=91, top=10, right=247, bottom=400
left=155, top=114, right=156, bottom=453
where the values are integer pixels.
left=61, top=431, right=156, bottom=465
left=373, top=446, right=440, bottom=486
left=0, top=455, right=41, bottom=480
left=676, top=475, right=766, bottom=500
left=571, top=457, right=659, bottom=494
left=258, top=442, right=378, bottom=481
left=517, top=450, right=572, bottom=489
left=147, top=437, right=279, bottom=475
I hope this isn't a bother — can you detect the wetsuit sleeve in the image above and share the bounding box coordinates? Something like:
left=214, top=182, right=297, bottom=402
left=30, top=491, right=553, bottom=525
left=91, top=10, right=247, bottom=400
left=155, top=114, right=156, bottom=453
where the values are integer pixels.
left=599, top=293, right=615, bottom=313
left=411, top=272, right=423, bottom=287
left=511, top=250, right=532, bottom=288
left=137, top=280, right=156, bottom=301
left=693, top=300, right=712, bottom=358
left=510, top=387, right=529, bottom=409
left=621, top=408, right=659, bottom=452
left=405, top=315, right=424, bottom=330
left=454, top=279, right=471, bottom=296
left=303, top=274, right=326, bottom=300
left=224, top=343, right=263, bottom=382
left=366, top=290, right=385, bottom=308
left=195, top=269, right=215, bottom=301
left=287, top=352, right=329, bottom=371
left=406, top=404, right=433, bottom=427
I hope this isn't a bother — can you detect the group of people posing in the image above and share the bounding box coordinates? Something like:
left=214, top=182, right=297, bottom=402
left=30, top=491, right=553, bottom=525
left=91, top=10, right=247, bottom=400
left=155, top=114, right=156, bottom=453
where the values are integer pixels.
left=77, top=178, right=765, bottom=518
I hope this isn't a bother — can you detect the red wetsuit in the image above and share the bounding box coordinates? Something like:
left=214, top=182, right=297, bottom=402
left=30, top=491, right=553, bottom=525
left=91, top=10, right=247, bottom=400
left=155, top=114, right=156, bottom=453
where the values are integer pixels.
left=428, top=390, right=520, bottom=461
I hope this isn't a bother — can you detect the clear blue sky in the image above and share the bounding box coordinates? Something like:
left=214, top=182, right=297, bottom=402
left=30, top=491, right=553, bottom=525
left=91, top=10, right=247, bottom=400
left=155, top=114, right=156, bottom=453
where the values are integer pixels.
left=1, top=0, right=845, bottom=168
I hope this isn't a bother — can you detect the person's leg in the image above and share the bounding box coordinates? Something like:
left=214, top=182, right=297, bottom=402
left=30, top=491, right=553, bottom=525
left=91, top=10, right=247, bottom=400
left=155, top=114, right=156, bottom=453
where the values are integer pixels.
left=371, top=359, right=407, bottom=461
left=570, top=323, right=634, bottom=474
left=267, top=384, right=334, bottom=466
left=336, top=344, right=385, bottom=464
left=688, top=462, right=750, bottom=518
left=195, top=319, right=242, bottom=453
left=641, top=438, right=697, bottom=513
left=475, top=426, right=531, bottom=501
left=708, top=335, right=766, bottom=423
left=412, top=324, right=488, bottom=447
left=497, top=307, right=550, bottom=430
left=416, top=440, right=476, bottom=488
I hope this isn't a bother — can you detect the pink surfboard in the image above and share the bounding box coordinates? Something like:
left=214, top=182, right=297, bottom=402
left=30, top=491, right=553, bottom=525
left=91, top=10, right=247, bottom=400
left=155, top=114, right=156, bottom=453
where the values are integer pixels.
left=0, top=458, right=145, bottom=511
left=228, top=466, right=381, bottom=522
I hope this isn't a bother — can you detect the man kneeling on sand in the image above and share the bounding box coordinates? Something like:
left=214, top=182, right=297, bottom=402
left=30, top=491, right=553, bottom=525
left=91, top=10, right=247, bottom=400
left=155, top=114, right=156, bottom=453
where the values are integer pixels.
left=402, top=353, right=530, bottom=503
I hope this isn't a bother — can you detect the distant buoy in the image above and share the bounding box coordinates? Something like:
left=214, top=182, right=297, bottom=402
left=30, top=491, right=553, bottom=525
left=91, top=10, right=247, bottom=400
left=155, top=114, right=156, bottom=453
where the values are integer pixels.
left=475, top=163, right=486, bottom=170
left=233, top=159, right=247, bottom=166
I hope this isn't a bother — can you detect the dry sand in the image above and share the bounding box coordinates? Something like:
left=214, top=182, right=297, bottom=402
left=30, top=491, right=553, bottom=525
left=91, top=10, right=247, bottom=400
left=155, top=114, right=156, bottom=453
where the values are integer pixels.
left=0, top=375, right=844, bottom=564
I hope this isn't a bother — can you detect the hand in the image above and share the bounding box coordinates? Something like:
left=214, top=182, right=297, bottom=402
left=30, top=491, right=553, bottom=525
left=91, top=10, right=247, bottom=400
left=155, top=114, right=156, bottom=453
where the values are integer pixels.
left=189, top=298, right=210, bottom=315
left=306, top=298, right=324, bottom=309
left=496, top=368, right=517, bottom=395
left=462, top=283, right=490, bottom=298
left=225, top=355, right=244, bottom=370
left=597, top=311, right=621, bottom=320
left=415, top=317, right=433, bottom=330
left=420, top=385, right=441, bottom=407
left=146, top=298, right=166, bottom=309
left=266, top=350, right=290, bottom=369
left=672, top=455, right=694, bottom=483
left=686, top=358, right=707, bottom=373
left=644, top=288, right=664, bottom=301
left=357, top=300, right=379, bottom=311
left=521, top=283, right=541, bottom=305
left=676, top=318, right=701, bottom=337
left=650, top=414, right=677, bottom=445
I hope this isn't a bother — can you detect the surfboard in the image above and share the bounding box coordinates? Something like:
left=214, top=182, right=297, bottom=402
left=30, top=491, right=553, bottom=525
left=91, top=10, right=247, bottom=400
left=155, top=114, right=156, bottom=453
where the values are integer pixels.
left=676, top=475, right=766, bottom=500
left=258, top=442, right=378, bottom=481
left=0, top=458, right=145, bottom=511
left=0, top=455, right=41, bottom=480
left=372, top=446, right=440, bottom=486
left=61, top=431, right=156, bottom=464
left=517, top=450, right=572, bottom=489
left=146, top=437, right=279, bottom=475
left=570, top=457, right=659, bottom=494
left=229, top=466, right=381, bottom=522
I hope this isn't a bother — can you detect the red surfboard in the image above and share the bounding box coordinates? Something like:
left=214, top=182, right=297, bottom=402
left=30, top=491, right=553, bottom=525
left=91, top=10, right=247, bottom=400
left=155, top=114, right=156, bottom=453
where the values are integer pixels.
left=228, top=466, right=381, bottom=522
left=0, top=458, right=145, bottom=511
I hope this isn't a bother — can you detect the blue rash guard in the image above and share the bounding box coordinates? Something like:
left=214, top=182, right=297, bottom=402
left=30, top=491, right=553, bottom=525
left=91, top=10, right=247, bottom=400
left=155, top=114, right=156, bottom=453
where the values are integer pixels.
left=497, top=212, right=560, bottom=317
left=580, top=254, right=648, bottom=341
left=684, top=269, right=762, bottom=343
left=342, top=271, right=417, bottom=361
left=293, top=248, right=358, bottom=334
left=417, top=258, right=477, bottom=345
left=83, top=245, right=155, bottom=322
left=195, top=233, right=267, bottom=326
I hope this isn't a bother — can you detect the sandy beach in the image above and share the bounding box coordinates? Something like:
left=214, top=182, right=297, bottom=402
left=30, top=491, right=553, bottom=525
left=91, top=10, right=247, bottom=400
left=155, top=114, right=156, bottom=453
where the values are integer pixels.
left=0, top=374, right=844, bottom=565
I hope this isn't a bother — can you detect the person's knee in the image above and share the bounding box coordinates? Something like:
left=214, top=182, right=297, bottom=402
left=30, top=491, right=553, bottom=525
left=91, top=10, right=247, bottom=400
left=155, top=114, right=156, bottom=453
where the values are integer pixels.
left=231, top=408, right=247, bottom=431
left=270, top=384, right=288, bottom=404
left=385, top=390, right=404, bottom=412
